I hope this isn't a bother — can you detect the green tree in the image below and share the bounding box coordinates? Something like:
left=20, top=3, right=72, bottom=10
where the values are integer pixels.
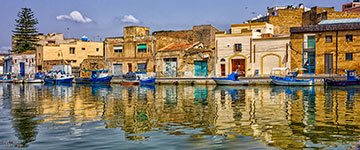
left=12, top=8, right=39, bottom=53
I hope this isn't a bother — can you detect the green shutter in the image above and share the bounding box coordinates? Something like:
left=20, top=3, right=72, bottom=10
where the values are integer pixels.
left=137, top=44, right=147, bottom=49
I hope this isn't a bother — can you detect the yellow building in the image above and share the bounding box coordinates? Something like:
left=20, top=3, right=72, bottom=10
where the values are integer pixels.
left=290, top=18, right=360, bottom=75
left=37, top=40, right=103, bottom=73
left=105, top=26, right=155, bottom=76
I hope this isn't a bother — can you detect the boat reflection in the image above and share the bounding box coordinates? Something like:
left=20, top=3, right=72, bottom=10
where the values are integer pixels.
left=3, top=84, right=360, bottom=149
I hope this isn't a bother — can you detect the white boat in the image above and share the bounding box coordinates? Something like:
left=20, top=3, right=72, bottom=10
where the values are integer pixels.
left=212, top=72, right=249, bottom=85
left=24, top=78, right=44, bottom=83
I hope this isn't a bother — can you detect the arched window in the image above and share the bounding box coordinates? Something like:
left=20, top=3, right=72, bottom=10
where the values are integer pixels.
left=220, top=58, right=225, bottom=62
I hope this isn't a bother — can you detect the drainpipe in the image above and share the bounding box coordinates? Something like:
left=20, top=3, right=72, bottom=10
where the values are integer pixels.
left=336, top=30, right=338, bottom=74
left=153, top=38, right=156, bottom=74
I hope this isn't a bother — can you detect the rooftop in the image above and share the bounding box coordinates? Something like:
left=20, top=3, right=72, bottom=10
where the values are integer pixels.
left=159, top=42, right=196, bottom=51
left=319, top=18, right=360, bottom=25
left=291, top=23, right=360, bottom=33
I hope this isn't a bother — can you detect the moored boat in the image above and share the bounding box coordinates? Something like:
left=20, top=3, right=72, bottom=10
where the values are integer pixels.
left=270, top=68, right=314, bottom=86
left=75, top=69, right=113, bottom=84
left=324, top=70, right=360, bottom=86
left=44, top=70, right=74, bottom=84
left=212, top=72, right=248, bottom=85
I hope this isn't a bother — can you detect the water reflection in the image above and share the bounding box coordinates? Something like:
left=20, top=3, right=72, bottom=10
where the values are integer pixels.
left=1, top=84, right=360, bottom=149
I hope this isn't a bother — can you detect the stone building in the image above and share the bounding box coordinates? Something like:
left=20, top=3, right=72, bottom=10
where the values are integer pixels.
left=37, top=39, right=103, bottom=75
left=12, top=50, right=36, bottom=76
left=343, top=0, right=360, bottom=12
left=216, top=22, right=290, bottom=77
left=302, top=6, right=360, bottom=27
left=155, top=42, right=214, bottom=77
left=249, top=5, right=305, bottom=35
left=105, top=26, right=155, bottom=76
left=290, top=19, right=360, bottom=75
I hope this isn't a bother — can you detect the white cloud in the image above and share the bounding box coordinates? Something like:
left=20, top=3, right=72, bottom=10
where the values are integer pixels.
left=121, top=15, right=140, bottom=24
left=56, top=11, right=92, bottom=23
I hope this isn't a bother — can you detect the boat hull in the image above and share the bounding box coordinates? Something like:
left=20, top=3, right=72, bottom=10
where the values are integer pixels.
left=270, top=76, right=314, bottom=86
left=44, top=77, right=74, bottom=84
left=324, top=79, right=360, bottom=86
left=121, top=80, right=140, bottom=85
left=24, top=79, right=44, bottom=83
left=140, top=78, right=156, bottom=85
left=212, top=78, right=248, bottom=85
left=76, top=76, right=113, bottom=84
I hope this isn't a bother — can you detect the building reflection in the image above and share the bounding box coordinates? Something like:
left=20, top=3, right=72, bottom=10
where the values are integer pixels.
left=7, top=84, right=360, bottom=149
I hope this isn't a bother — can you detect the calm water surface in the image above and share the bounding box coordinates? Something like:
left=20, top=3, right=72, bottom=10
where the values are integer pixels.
left=0, top=84, right=360, bottom=149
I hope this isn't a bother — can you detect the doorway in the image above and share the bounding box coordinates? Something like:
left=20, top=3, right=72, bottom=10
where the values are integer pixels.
left=231, top=59, right=245, bottom=76
left=325, top=53, right=333, bottom=74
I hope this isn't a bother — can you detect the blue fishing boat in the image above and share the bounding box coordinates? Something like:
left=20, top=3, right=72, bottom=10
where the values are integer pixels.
left=325, top=70, right=360, bottom=86
left=0, top=74, right=14, bottom=83
left=212, top=72, right=249, bottom=85
left=44, top=70, right=74, bottom=84
left=270, top=68, right=314, bottom=86
left=121, top=72, right=156, bottom=85
left=76, top=69, right=113, bottom=84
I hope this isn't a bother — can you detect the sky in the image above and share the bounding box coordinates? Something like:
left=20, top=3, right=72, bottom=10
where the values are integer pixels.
left=0, top=0, right=352, bottom=53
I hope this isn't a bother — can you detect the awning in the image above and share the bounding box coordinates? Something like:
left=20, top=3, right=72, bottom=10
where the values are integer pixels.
left=138, top=44, right=147, bottom=49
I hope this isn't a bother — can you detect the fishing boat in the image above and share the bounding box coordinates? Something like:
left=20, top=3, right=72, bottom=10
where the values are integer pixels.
left=44, top=70, right=74, bottom=84
left=121, top=71, right=140, bottom=85
left=76, top=69, right=113, bottom=84
left=324, top=70, right=360, bottom=86
left=137, top=73, right=156, bottom=85
left=0, top=74, right=14, bottom=83
left=270, top=68, right=314, bottom=86
left=212, top=72, right=248, bottom=85
left=24, top=72, right=45, bottom=83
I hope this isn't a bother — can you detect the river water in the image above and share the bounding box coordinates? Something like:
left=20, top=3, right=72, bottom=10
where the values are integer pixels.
left=0, top=84, right=359, bottom=149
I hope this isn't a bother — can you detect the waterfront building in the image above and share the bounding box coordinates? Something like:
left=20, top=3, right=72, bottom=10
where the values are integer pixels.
left=12, top=50, right=36, bottom=77
left=36, top=36, right=103, bottom=76
left=215, top=22, right=290, bottom=77
left=343, top=0, right=360, bottom=12
left=155, top=42, right=214, bottom=77
left=153, top=25, right=218, bottom=77
left=104, top=26, right=155, bottom=76
left=290, top=18, right=360, bottom=75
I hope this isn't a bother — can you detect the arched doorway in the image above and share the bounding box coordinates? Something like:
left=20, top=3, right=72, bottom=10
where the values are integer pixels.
left=229, top=55, right=247, bottom=77
left=261, top=53, right=281, bottom=76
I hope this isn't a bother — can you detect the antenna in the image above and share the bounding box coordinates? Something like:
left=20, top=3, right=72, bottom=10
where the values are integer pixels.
left=66, top=27, right=70, bottom=38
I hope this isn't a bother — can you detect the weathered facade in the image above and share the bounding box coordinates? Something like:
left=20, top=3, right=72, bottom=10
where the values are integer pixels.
left=250, top=6, right=305, bottom=34
left=216, top=22, right=290, bottom=77
left=343, top=1, right=360, bottom=12
left=155, top=42, right=214, bottom=77
left=37, top=40, right=103, bottom=75
left=12, top=50, right=36, bottom=76
left=290, top=20, right=360, bottom=75
left=79, top=56, right=106, bottom=78
left=105, top=26, right=155, bottom=76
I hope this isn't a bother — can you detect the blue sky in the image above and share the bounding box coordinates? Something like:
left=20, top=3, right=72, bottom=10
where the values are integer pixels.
left=0, top=0, right=351, bottom=53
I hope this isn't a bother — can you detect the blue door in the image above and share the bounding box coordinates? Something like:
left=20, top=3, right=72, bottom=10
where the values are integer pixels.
left=20, top=62, right=25, bottom=77
left=194, top=61, right=208, bottom=77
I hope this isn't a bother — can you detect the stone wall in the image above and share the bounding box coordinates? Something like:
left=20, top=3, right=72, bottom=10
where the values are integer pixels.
left=12, top=51, right=36, bottom=76
left=268, top=9, right=304, bottom=34
left=291, top=30, right=360, bottom=74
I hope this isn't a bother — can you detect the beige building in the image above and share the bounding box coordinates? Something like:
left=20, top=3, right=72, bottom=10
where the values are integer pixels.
left=37, top=39, right=103, bottom=74
left=105, top=26, right=155, bottom=76
left=215, top=22, right=290, bottom=77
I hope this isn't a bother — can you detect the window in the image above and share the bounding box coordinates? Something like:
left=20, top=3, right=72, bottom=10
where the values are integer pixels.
left=325, top=35, right=332, bottom=43
left=114, top=45, right=123, bottom=53
left=346, top=35, right=353, bottom=42
left=256, top=29, right=261, bottom=33
left=220, top=58, right=226, bottom=62
left=137, top=44, right=147, bottom=52
left=234, top=43, right=242, bottom=52
left=73, top=60, right=77, bottom=63
left=346, top=53, right=353, bottom=60
left=96, top=48, right=100, bottom=52
left=82, top=47, right=86, bottom=50
left=48, top=40, right=55, bottom=44
left=26, top=59, right=28, bottom=63
left=69, top=47, right=75, bottom=54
